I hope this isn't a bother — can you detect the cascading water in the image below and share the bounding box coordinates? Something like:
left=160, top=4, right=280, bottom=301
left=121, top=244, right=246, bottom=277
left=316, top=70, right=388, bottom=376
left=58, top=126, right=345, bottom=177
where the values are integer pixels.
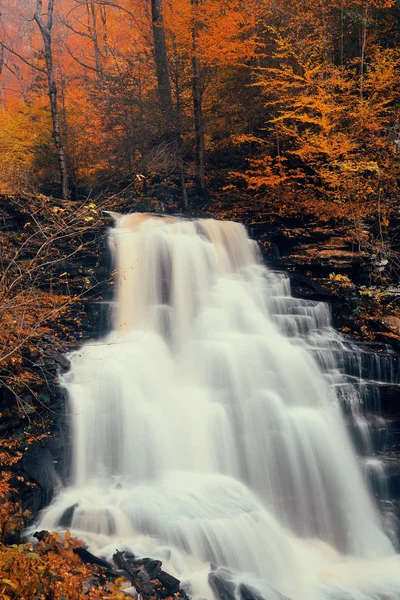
left=39, top=214, right=400, bottom=600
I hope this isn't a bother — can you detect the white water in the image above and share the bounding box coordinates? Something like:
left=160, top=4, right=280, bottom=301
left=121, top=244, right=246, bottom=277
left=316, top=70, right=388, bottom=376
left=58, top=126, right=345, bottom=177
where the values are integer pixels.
left=39, top=215, right=400, bottom=600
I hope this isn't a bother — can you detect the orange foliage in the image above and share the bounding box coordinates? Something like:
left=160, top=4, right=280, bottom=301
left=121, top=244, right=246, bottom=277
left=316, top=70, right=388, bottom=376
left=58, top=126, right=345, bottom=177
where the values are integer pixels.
left=0, top=531, right=126, bottom=599
left=0, top=0, right=399, bottom=217
left=233, top=1, right=400, bottom=227
left=0, top=441, right=126, bottom=599
left=0, top=193, right=108, bottom=403
left=0, top=441, right=28, bottom=545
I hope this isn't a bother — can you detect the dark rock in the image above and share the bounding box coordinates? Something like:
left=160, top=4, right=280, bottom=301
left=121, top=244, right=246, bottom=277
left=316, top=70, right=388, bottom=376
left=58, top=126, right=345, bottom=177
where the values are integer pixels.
left=346, top=413, right=389, bottom=455
left=239, top=584, right=265, bottom=600
left=47, top=351, right=71, bottom=371
left=135, top=558, right=162, bottom=579
left=381, top=499, right=400, bottom=550
left=380, top=316, right=400, bottom=337
left=73, top=546, right=112, bottom=569
left=58, top=503, right=78, bottom=528
left=209, top=568, right=236, bottom=600
left=210, top=572, right=290, bottom=600
left=158, top=570, right=181, bottom=592
left=33, top=530, right=50, bottom=542
left=379, top=455, right=400, bottom=499
left=377, top=383, right=400, bottom=417
left=22, top=444, right=61, bottom=509
left=239, top=583, right=289, bottom=600
left=284, top=272, right=334, bottom=303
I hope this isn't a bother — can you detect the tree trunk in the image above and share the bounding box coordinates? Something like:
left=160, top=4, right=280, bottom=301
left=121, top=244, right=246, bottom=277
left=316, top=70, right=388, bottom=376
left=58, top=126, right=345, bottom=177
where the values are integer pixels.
left=0, top=45, right=4, bottom=76
left=360, top=1, right=368, bottom=100
left=151, top=0, right=173, bottom=122
left=151, top=0, right=188, bottom=208
left=34, top=0, right=69, bottom=199
left=340, top=1, right=344, bottom=70
left=99, top=5, right=108, bottom=56
left=0, top=46, right=4, bottom=109
left=87, top=0, right=102, bottom=77
left=191, top=0, right=206, bottom=197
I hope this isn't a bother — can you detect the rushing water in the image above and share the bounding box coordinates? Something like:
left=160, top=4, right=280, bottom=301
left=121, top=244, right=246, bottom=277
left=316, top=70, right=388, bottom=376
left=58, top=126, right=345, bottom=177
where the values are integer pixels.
left=39, top=214, right=400, bottom=600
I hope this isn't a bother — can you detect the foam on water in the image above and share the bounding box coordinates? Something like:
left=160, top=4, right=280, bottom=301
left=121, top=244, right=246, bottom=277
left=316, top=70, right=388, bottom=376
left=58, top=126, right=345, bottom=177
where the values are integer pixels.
left=38, top=215, right=400, bottom=599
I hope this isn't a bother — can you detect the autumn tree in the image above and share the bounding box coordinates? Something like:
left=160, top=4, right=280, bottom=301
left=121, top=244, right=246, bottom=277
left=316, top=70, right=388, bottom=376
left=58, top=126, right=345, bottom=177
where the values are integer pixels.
left=151, top=0, right=188, bottom=207
left=151, top=0, right=174, bottom=123
left=0, top=0, right=398, bottom=212
left=190, top=0, right=206, bottom=196
left=232, top=0, right=399, bottom=232
left=34, top=0, right=69, bottom=199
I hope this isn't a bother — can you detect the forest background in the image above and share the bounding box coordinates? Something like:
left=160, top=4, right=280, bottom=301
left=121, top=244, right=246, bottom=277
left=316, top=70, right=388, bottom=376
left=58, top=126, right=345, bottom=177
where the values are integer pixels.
left=0, top=0, right=398, bottom=221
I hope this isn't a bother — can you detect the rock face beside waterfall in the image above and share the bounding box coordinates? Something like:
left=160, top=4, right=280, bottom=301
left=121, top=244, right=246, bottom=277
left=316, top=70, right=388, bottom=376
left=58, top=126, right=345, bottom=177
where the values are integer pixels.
left=2, top=209, right=400, bottom=600
left=32, top=215, right=400, bottom=600
left=248, top=220, right=400, bottom=545
left=250, top=222, right=400, bottom=348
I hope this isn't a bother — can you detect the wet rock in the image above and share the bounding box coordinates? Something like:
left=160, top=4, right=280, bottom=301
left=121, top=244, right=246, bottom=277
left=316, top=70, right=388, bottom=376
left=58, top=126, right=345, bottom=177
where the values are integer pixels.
left=73, top=546, right=112, bottom=569
left=239, top=583, right=289, bottom=600
left=379, top=455, right=400, bottom=499
left=208, top=568, right=236, bottom=600
left=381, top=499, right=400, bottom=549
left=158, top=570, right=181, bottom=592
left=377, top=383, right=400, bottom=417
left=381, top=316, right=400, bottom=337
left=22, top=444, right=61, bottom=510
left=238, top=584, right=265, bottom=600
left=151, top=564, right=188, bottom=599
left=346, top=413, right=389, bottom=455
left=135, top=558, right=162, bottom=579
left=209, top=571, right=289, bottom=600
left=47, top=351, right=71, bottom=371
left=58, top=503, right=78, bottom=527
left=33, top=530, right=51, bottom=541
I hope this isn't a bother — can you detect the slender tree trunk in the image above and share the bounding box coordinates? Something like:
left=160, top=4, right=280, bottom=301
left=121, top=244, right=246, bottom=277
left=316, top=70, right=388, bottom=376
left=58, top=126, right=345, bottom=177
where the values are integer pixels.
left=0, top=46, right=4, bottom=110
left=34, top=0, right=69, bottom=199
left=87, top=0, right=102, bottom=77
left=151, top=0, right=188, bottom=208
left=151, top=0, right=173, bottom=121
left=360, top=1, right=368, bottom=100
left=60, top=73, right=77, bottom=192
left=99, top=5, right=108, bottom=56
left=340, top=1, right=344, bottom=70
left=175, top=81, right=188, bottom=210
left=191, top=0, right=206, bottom=197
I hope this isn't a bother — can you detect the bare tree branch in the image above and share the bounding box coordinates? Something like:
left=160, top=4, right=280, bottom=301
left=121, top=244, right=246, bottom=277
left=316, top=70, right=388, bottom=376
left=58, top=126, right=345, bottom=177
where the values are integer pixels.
left=0, top=41, right=46, bottom=73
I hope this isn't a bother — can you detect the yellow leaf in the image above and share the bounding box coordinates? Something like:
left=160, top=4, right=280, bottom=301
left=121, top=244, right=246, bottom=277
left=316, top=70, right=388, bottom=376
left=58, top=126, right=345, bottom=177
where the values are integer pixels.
left=2, top=579, right=17, bottom=589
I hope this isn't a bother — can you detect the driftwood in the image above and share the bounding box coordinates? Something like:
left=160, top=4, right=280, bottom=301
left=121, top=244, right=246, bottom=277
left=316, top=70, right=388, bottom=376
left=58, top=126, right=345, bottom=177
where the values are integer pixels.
left=113, top=550, right=157, bottom=600
left=113, top=550, right=190, bottom=600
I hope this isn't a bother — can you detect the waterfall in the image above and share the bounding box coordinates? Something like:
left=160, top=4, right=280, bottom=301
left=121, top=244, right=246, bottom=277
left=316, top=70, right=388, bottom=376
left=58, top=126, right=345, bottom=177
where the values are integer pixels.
left=39, top=214, right=400, bottom=600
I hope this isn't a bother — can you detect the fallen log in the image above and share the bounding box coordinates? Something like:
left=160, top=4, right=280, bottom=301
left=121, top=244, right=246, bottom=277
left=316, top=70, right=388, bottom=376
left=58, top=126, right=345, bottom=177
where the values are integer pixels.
left=113, top=550, right=190, bottom=600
